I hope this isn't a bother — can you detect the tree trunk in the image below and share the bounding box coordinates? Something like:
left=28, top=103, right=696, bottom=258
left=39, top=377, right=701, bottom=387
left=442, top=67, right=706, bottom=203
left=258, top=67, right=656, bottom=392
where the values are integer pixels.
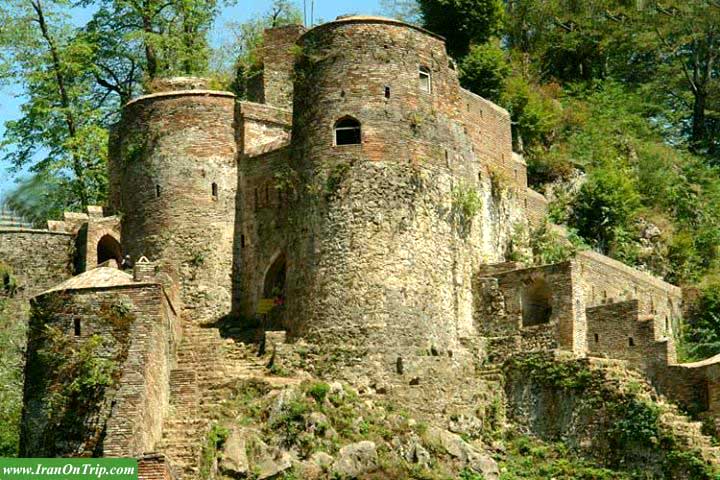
left=691, top=89, right=707, bottom=153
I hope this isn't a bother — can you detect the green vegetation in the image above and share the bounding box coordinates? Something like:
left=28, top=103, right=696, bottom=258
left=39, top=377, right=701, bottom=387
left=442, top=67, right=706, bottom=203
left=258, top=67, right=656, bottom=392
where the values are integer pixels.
left=451, top=183, right=483, bottom=235
left=505, top=354, right=718, bottom=479
left=0, top=299, right=24, bottom=456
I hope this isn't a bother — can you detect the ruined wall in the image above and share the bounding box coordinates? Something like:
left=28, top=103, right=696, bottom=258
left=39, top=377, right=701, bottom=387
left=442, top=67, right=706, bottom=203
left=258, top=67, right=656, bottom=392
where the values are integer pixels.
left=474, top=262, right=586, bottom=354
left=578, top=251, right=682, bottom=339
left=21, top=282, right=177, bottom=457
left=113, top=91, right=238, bottom=324
left=0, top=229, right=74, bottom=298
left=237, top=102, right=292, bottom=155
left=248, top=25, right=306, bottom=109
left=286, top=17, right=524, bottom=370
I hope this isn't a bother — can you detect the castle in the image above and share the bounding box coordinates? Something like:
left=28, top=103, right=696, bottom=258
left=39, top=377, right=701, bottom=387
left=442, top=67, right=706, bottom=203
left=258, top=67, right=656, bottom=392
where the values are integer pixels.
left=2, top=15, right=720, bottom=478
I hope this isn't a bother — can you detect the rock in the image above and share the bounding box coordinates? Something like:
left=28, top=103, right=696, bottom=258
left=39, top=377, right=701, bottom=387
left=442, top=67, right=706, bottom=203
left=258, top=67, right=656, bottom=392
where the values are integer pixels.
left=396, top=434, right=431, bottom=467
left=424, top=427, right=498, bottom=479
left=328, top=381, right=345, bottom=401
left=332, top=441, right=379, bottom=478
left=218, top=427, right=249, bottom=478
left=311, top=451, right=334, bottom=469
left=306, top=412, right=330, bottom=436
left=256, top=450, right=292, bottom=480
left=449, top=414, right=484, bottom=438
left=466, top=446, right=499, bottom=480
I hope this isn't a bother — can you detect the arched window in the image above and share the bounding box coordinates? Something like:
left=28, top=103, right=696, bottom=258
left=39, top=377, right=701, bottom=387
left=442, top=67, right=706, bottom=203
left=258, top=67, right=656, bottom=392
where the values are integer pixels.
left=211, top=182, right=218, bottom=199
left=334, top=117, right=361, bottom=146
left=419, top=66, right=432, bottom=93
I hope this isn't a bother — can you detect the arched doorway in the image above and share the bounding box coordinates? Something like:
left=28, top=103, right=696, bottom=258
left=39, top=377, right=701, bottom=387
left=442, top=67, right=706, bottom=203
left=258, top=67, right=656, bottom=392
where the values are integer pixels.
left=97, top=234, right=122, bottom=266
left=263, top=252, right=286, bottom=301
left=260, top=252, right=287, bottom=330
left=521, top=278, right=553, bottom=327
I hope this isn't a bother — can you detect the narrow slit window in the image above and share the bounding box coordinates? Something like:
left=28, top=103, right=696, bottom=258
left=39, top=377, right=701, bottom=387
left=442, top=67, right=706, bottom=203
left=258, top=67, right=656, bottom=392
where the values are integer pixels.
left=212, top=182, right=218, bottom=199
left=241, top=235, right=246, bottom=248
left=594, top=333, right=599, bottom=343
left=334, top=117, right=362, bottom=146
left=74, top=318, right=81, bottom=337
left=629, top=337, right=635, bottom=347
left=156, top=185, right=161, bottom=198
left=385, top=86, right=391, bottom=99
left=419, top=66, right=431, bottom=93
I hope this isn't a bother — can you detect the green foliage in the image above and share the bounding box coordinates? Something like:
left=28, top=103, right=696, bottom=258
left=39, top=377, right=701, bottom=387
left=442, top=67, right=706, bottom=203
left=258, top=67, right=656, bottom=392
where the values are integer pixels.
left=451, top=183, right=482, bottom=236
left=0, top=262, right=17, bottom=297
left=499, top=432, right=629, bottom=480
left=459, top=40, right=509, bottom=102
left=570, top=167, right=641, bottom=254
left=418, top=0, right=505, bottom=58
left=199, top=423, right=229, bottom=480
left=528, top=222, right=586, bottom=266
left=306, top=382, right=330, bottom=404
left=0, top=300, right=24, bottom=456
left=681, top=282, right=720, bottom=361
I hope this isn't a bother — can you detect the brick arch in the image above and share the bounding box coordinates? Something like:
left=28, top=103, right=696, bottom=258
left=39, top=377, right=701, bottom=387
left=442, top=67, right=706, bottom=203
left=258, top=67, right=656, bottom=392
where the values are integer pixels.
left=262, top=251, right=286, bottom=299
left=97, top=234, right=122, bottom=265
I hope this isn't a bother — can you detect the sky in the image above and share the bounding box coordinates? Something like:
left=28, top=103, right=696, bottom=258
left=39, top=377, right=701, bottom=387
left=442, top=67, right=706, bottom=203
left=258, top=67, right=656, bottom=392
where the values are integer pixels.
left=0, top=0, right=385, bottom=201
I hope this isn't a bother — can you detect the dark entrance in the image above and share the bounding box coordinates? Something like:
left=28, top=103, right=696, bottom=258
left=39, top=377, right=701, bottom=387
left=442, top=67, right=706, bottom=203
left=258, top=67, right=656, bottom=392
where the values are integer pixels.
left=97, top=235, right=122, bottom=265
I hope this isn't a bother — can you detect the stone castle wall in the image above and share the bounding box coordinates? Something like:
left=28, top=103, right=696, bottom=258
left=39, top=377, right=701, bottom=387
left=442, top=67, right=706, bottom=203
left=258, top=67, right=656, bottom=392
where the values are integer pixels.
left=113, top=91, right=238, bottom=324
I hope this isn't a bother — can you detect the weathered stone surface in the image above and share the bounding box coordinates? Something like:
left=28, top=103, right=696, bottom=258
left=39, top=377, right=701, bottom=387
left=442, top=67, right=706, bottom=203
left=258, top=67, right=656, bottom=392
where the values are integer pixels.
left=332, top=441, right=379, bottom=478
left=219, top=428, right=249, bottom=477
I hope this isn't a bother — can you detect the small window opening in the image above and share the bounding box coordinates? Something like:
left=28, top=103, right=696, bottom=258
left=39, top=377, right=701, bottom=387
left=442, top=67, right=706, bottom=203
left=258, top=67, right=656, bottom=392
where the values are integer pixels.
left=74, top=318, right=81, bottom=337
left=478, top=171, right=482, bottom=182
left=665, top=316, right=669, bottom=331
left=629, top=337, right=635, bottom=347
left=334, top=117, right=362, bottom=146
left=212, top=182, right=218, bottom=199
left=156, top=184, right=161, bottom=198
left=594, top=333, right=599, bottom=343
left=241, top=235, right=246, bottom=248
left=524, top=198, right=528, bottom=208
left=384, top=86, right=391, bottom=99
left=419, top=66, right=431, bottom=93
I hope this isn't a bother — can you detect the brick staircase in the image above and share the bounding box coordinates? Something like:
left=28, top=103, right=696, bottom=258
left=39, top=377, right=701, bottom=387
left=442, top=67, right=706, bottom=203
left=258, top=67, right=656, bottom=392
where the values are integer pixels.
left=156, top=324, right=297, bottom=479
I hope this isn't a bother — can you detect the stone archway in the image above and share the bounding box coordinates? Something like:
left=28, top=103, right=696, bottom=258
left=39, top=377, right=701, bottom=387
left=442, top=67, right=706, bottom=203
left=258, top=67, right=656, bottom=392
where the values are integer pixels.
left=521, top=278, right=553, bottom=327
left=97, top=234, right=122, bottom=266
left=263, top=252, right=286, bottom=300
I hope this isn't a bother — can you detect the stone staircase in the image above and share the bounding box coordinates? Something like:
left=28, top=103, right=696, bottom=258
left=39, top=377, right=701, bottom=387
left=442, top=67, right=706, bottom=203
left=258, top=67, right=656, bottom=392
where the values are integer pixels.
left=156, top=325, right=297, bottom=479
left=588, top=357, right=720, bottom=465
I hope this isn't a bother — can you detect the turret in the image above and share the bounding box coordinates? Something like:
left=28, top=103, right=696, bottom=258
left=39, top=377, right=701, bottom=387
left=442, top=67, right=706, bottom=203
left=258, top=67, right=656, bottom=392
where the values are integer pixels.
left=110, top=78, right=238, bottom=323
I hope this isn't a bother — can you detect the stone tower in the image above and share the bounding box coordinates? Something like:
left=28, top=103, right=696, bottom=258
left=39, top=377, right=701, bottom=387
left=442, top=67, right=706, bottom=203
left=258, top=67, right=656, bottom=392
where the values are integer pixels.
left=285, top=17, right=523, bottom=357
left=110, top=79, right=238, bottom=323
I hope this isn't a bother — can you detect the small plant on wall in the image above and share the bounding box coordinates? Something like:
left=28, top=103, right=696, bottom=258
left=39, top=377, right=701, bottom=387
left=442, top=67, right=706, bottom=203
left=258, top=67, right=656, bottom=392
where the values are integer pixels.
left=451, top=183, right=482, bottom=237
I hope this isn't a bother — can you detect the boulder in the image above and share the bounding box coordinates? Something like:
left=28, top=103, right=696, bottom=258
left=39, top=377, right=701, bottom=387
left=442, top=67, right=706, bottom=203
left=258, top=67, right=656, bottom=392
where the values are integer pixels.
left=218, top=427, right=249, bottom=478
left=332, top=441, right=379, bottom=478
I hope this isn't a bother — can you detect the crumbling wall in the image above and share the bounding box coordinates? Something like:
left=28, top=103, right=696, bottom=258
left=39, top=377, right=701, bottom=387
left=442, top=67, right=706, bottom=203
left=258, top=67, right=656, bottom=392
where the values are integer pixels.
left=525, top=188, right=549, bottom=226
left=474, top=262, right=586, bottom=354
left=237, top=102, right=292, bottom=155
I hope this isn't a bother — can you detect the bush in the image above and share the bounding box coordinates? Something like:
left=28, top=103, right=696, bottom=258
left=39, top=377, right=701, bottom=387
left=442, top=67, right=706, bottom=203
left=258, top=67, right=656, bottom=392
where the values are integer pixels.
left=459, top=39, right=510, bottom=102
left=306, top=382, right=330, bottom=404
left=570, top=168, right=641, bottom=253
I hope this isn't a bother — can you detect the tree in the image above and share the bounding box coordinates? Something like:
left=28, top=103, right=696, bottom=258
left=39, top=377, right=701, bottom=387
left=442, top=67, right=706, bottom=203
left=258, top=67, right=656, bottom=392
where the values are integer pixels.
left=380, top=0, right=421, bottom=23
left=0, top=0, right=108, bottom=211
left=459, top=40, right=509, bottom=102
left=417, top=0, right=505, bottom=58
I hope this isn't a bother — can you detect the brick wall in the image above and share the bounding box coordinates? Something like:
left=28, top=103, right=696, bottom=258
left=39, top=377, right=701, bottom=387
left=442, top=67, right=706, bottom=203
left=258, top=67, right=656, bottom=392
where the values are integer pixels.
left=578, top=251, right=682, bottom=340
left=138, top=454, right=177, bottom=480
left=0, top=229, right=74, bottom=298
left=237, top=101, right=292, bottom=155
left=21, top=283, right=177, bottom=457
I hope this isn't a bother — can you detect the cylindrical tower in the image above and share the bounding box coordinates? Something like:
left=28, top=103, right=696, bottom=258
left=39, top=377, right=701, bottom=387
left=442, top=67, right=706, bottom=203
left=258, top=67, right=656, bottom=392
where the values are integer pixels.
left=286, top=17, right=488, bottom=354
left=112, top=80, right=238, bottom=323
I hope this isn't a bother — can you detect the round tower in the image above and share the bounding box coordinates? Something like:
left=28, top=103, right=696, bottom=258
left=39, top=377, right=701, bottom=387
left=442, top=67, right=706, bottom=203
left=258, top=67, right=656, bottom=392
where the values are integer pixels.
left=111, top=79, right=238, bottom=323
left=286, top=17, right=489, bottom=354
